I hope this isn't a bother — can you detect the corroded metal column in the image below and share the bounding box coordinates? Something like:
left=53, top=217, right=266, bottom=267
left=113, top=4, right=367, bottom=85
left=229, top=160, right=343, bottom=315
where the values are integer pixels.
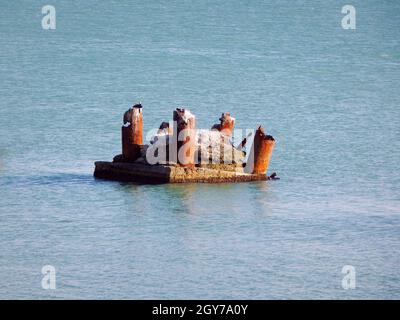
left=122, top=103, right=143, bottom=161
left=246, top=126, right=275, bottom=175
left=212, top=112, right=235, bottom=136
left=173, top=108, right=196, bottom=167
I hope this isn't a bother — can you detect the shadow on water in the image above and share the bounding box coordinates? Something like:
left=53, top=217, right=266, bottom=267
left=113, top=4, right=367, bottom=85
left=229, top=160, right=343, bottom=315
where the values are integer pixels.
left=0, top=173, right=95, bottom=187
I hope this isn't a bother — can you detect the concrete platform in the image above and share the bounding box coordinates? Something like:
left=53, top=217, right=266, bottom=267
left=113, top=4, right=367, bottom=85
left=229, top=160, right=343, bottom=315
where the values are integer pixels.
left=94, top=161, right=268, bottom=184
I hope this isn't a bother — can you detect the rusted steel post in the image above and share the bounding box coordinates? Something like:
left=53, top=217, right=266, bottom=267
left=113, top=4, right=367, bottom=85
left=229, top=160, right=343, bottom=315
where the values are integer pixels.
left=219, top=112, right=235, bottom=136
left=247, top=126, right=275, bottom=175
left=121, top=104, right=143, bottom=161
left=211, top=112, right=235, bottom=136
left=173, top=108, right=196, bottom=167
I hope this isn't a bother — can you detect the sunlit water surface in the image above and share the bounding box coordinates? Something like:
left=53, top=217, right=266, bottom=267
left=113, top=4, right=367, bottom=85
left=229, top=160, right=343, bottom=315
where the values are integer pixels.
left=0, top=0, right=399, bottom=299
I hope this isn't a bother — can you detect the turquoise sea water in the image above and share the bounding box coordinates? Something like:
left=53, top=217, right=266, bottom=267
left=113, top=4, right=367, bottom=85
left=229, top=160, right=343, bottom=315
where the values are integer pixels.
left=0, top=0, right=399, bottom=299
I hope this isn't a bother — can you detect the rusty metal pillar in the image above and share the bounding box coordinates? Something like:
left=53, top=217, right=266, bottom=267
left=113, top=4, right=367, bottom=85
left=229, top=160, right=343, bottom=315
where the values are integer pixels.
left=247, top=126, right=275, bottom=175
left=219, top=112, right=235, bottom=136
left=121, top=104, right=143, bottom=161
left=173, top=108, right=196, bottom=167
left=211, top=112, right=235, bottom=136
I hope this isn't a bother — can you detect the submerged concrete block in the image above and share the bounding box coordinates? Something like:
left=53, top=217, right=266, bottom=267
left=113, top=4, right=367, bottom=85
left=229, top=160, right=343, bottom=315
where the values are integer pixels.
left=94, top=161, right=268, bottom=184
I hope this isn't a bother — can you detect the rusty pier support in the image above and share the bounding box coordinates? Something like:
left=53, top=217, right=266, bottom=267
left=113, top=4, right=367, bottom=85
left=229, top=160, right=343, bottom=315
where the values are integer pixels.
left=212, top=112, right=235, bottom=136
left=246, top=126, right=275, bottom=175
left=173, top=108, right=196, bottom=167
left=121, top=103, right=143, bottom=161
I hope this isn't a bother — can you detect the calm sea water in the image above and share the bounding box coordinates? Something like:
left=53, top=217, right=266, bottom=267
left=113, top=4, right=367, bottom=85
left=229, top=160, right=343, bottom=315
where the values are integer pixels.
left=1, top=0, right=399, bottom=299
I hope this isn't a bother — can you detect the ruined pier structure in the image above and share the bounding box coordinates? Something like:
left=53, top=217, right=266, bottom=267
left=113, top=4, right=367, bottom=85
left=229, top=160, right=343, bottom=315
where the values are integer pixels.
left=94, top=104, right=276, bottom=183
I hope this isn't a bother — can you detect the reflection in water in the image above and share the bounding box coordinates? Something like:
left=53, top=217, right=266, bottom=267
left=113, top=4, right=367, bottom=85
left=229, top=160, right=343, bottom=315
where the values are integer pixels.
left=163, top=183, right=198, bottom=215
left=116, top=181, right=261, bottom=216
left=249, top=181, right=276, bottom=217
left=101, top=177, right=278, bottom=219
left=118, top=182, right=154, bottom=215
